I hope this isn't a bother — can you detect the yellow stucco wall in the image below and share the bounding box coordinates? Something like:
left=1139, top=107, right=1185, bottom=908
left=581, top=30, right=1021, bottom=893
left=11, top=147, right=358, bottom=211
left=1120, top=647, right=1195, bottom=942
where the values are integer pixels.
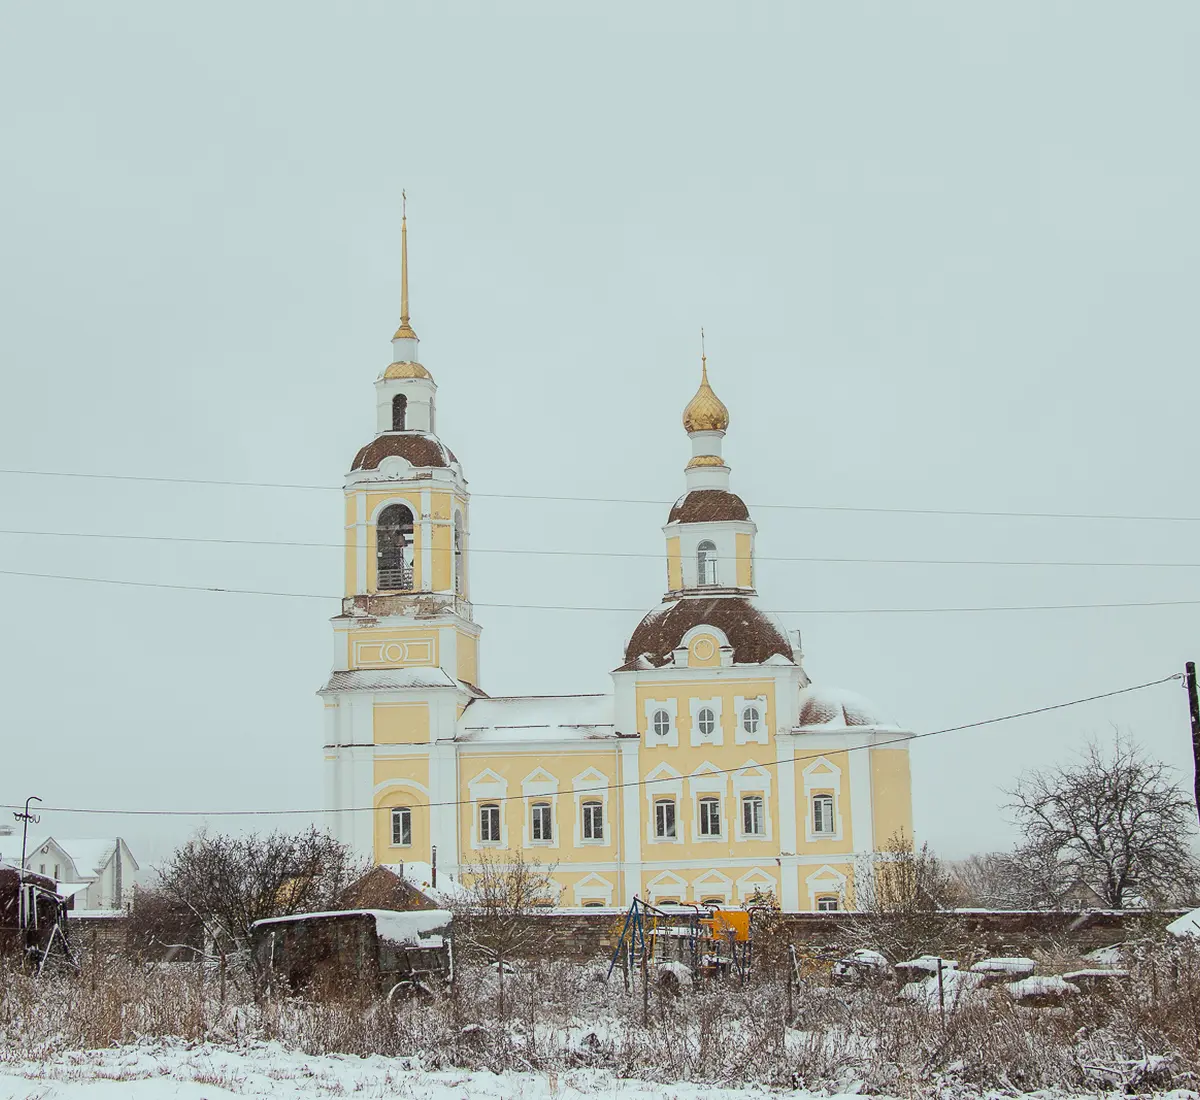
left=666, top=536, right=682, bottom=591
left=635, top=679, right=778, bottom=860
left=373, top=755, right=432, bottom=860
left=432, top=524, right=452, bottom=591
left=687, top=633, right=722, bottom=668
left=735, top=533, right=752, bottom=587
left=347, top=626, right=439, bottom=670
left=374, top=702, right=431, bottom=744
left=457, top=629, right=479, bottom=687
left=457, top=750, right=620, bottom=866
left=796, top=749, right=854, bottom=855
left=870, top=748, right=913, bottom=849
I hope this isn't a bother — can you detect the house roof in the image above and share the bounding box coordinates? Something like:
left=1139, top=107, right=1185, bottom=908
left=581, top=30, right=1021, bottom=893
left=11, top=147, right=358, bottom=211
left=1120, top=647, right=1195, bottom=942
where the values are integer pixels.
left=457, top=694, right=615, bottom=742
left=320, top=668, right=468, bottom=694
left=619, top=596, right=793, bottom=670
left=796, top=686, right=900, bottom=731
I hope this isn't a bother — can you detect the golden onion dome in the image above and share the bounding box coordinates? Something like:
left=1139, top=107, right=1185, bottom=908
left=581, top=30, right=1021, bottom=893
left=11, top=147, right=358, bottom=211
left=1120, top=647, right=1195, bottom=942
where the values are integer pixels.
left=682, top=359, right=729, bottom=433
left=383, top=360, right=433, bottom=380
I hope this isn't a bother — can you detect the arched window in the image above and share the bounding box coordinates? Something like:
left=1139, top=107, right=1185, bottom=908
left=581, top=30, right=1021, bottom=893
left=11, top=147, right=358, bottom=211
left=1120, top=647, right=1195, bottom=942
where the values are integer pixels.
left=582, top=800, right=604, bottom=841
left=742, top=706, right=761, bottom=737
left=698, top=796, right=721, bottom=837
left=816, top=895, right=840, bottom=912
left=392, top=393, right=407, bottom=431
left=654, top=799, right=676, bottom=839
left=812, top=794, right=835, bottom=836
left=696, top=707, right=716, bottom=738
left=697, top=540, right=718, bottom=585
left=531, top=801, right=552, bottom=842
left=454, top=512, right=465, bottom=595
left=391, top=807, right=412, bottom=847
left=651, top=709, right=671, bottom=738
left=376, top=504, right=415, bottom=590
left=479, top=803, right=501, bottom=844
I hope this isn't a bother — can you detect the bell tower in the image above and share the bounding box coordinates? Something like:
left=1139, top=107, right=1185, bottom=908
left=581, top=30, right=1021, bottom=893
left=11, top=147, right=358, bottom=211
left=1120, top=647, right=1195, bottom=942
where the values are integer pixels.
left=322, top=201, right=480, bottom=861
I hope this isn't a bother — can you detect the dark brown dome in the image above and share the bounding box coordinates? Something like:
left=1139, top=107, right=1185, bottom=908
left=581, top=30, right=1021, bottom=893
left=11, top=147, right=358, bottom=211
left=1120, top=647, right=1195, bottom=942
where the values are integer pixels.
left=352, top=433, right=458, bottom=471
left=618, top=596, right=792, bottom=670
left=668, top=489, right=750, bottom=524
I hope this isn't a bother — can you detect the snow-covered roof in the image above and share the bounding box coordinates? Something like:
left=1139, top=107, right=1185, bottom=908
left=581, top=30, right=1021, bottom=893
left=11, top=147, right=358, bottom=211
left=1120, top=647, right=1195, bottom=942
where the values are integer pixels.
left=457, top=694, right=615, bottom=742
left=55, top=839, right=125, bottom=875
left=1168, top=907, right=1200, bottom=939
left=795, top=685, right=902, bottom=731
left=320, top=668, right=465, bottom=694
left=252, top=908, right=452, bottom=947
left=383, top=861, right=473, bottom=906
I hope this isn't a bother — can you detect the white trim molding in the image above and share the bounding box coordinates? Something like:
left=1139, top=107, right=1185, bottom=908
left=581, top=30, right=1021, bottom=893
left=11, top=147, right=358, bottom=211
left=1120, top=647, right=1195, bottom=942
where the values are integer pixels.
left=733, top=694, right=769, bottom=746
left=806, top=864, right=848, bottom=911
left=643, top=697, right=679, bottom=748
left=468, top=767, right=508, bottom=849
left=688, top=762, right=729, bottom=843
left=572, top=766, right=610, bottom=848
left=736, top=867, right=778, bottom=904
left=521, top=767, right=559, bottom=849
left=573, top=871, right=615, bottom=907
left=802, top=756, right=844, bottom=843
left=646, top=869, right=688, bottom=905
left=692, top=868, right=733, bottom=905
left=732, top=761, right=773, bottom=842
left=644, top=762, right=684, bottom=845
left=688, top=696, right=724, bottom=747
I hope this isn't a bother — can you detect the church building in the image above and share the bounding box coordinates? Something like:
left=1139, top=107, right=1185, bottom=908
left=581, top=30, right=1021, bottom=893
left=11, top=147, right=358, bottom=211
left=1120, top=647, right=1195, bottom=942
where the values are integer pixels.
left=321, top=216, right=915, bottom=911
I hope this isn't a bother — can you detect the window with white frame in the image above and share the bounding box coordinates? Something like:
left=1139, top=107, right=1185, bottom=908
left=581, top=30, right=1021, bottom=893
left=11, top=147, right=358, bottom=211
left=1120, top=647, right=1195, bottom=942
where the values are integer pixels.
left=479, top=803, right=502, bottom=844
left=697, top=540, right=718, bottom=585
left=698, top=796, right=721, bottom=837
left=652, top=708, right=671, bottom=738
left=741, top=794, right=765, bottom=837
left=812, top=794, right=835, bottom=836
left=531, top=801, right=552, bottom=842
left=391, top=807, right=412, bottom=847
left=582, top=799, right=604, bottom=841
left=696, top=707, right=716, bottom=738
left=816, top=894, right=840, bottom=911
left=654, top=799, right=677, bottom=839
left=741, top=706, right=761, bottom=737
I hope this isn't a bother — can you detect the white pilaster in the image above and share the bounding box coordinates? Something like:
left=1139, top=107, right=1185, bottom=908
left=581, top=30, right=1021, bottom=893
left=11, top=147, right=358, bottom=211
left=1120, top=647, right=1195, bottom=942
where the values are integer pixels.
left=619, top=740, right=642, bottom=905
left=848, top=745, right=875, bottom=856
left=776, top=733, right=800, bottom=909
left=420, top=488, right=433, bottom=591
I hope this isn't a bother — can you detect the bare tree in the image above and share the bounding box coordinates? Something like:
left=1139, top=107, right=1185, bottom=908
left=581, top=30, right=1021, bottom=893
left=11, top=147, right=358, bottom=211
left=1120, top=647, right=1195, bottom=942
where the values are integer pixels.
left=850, top=831, right=961, bottom=959
left=157, top=828, right=366, bottom=966
left=950, top=848, right=1064, bottom=910
left=1008, top=734, right=1200, bottom=909
left=450, top=848, right=555, bottom=1017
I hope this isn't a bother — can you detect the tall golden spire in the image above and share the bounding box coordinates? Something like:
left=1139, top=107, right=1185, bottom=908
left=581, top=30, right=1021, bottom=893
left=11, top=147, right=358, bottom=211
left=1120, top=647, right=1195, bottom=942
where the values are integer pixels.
left=682, top=328, right=729, bottom=433
left=393, top=190, right=418, bottom=342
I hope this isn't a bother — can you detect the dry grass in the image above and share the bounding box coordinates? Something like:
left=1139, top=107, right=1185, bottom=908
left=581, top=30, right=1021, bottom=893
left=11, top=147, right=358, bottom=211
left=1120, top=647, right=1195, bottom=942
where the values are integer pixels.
left=2, top=936, right=1200, bottom=1094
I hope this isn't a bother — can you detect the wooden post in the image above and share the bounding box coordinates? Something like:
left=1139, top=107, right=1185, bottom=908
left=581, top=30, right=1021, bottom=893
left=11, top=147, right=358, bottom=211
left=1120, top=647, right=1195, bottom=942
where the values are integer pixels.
left=936, top=957, right=946, bottom=1026
left=641, top=943, right=649, bottom=1026
left=785, top=943, right=794, bottom=1021
left=1187, top=662, right=1200, bottom=825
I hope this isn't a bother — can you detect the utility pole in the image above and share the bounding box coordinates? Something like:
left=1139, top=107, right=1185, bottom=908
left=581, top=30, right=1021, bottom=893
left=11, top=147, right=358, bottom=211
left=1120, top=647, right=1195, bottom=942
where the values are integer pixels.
left=14, top=796, right=41, bottom=932
left=1187, top=662, right=1200, bottom=826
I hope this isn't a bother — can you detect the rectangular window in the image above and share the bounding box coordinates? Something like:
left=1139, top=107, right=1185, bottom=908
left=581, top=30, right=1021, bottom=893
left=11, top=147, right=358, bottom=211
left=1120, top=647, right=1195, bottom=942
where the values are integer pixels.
left=391, top=807, right=412, bottom=847
left=655, top=799, right=676, bottom=839
left=742, top=795, right=765, bottom=837
left=582, top=800, right=604, bottom=841
left=531, top=802, right=552, bottom=842
left=698, top=796, right=721, bottom=837
left=816, top=895, right=840, bottom=911
left=812, top=794, right=835, bottom=836
left=480, top=803, right=501, bottom=843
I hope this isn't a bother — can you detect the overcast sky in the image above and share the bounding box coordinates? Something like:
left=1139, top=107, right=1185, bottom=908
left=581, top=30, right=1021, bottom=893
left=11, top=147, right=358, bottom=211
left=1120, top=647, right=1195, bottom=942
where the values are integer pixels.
left=1, top=2, right=1198, bottom=869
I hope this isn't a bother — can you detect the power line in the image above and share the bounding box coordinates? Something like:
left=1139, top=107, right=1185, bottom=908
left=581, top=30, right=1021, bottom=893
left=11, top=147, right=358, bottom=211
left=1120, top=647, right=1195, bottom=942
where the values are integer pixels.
left=0, top=674, right=1180, bottom=819
left=3, top=466, right=1200, bottom=524
left=2, top=566, right=1200, bottom=615
left=3, top=527, right=1200, bottom=571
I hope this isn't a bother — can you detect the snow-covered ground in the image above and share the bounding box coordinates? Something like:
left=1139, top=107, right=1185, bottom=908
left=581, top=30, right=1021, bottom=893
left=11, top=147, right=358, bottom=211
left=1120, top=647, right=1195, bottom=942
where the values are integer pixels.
left=0, top=1042, right=836, bottom=1099
left=1, top=1043, right=1197, bottom=1099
